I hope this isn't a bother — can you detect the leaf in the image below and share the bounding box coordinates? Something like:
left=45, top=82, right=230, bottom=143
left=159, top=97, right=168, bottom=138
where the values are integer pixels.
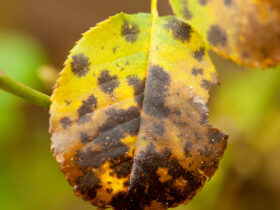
left=169, top=0, right=280, bottom=68
left=49, top=13, right=227, bottom=210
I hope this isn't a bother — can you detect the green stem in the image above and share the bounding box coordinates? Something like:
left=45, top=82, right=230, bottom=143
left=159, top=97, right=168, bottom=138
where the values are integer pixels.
left=0, top=70, right=51, bottom=109
left=151, top=0, right=158, bottom=17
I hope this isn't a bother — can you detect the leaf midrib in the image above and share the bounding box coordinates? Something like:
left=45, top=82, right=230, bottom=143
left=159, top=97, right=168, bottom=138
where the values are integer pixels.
left=127, top=12, right=159, bottom=189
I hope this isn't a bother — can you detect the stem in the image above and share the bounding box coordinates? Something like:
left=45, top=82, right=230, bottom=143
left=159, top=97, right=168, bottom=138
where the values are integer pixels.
left=151, top=0, right=158, bottom=17
left=0, top=70, right=51, bottom=109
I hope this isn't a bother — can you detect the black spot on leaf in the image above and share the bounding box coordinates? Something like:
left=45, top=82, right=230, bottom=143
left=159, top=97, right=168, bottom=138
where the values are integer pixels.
left=121, top=21, right=140, bottom=43
left=194, top=47, right=205, bottom=61
left=112, top=47, right=117, bottom=53
left=80, top=132, right=92, bottom=144
left=127, top=76, right=145, bottom=96
left=78, top=94, right=98, bottom=117
left=76, top=144, right=129, bottom=170
left=208, top=25, right=227, bottom=46
left=174, top=108, right=182, bottom=116
left=71, top=53, right=90, bottom=77
left=200, top=114, right=208, bottom=125
left=110, top=155, right=133, bottom=178
left=65, top=100, right=72, bottom=106
left=123, top=181, right=130, bottom=187
left=75, top=170, right=101, bottom=199
left=192, top=68, right=204, bottom=76
left=111, top=192, right=139, bottom=210
left=60, top=117, right=72, bottom=129
left=98, top=69, right=120, bottom=94
left=198, top=146, right=211, bottom=157
left=100, top=107, right=140, bottom=135
left=199, top=0, right=208, bottom=5
left=207, top=128, right=226, bottom=144
left=107, top=188, right=113, bottom=193
left=200, top=79, right=212, bottom=90
left=122, top=143, right=203, bottom=209
left=166, top=18, right=192, bottom=42
left=75, top=107, right=140, bottom=170
left=78, top=115, right=91, bottom=125
left=153, top=122, right=165, bottom=136
left=127, top=75, right=145, bottom=107
left=224, top=0, right=231, bottom=5
left=175, top=120, right=189, bottom=127
left=194, top=132, right=201, bottom=141
left=143, top=65, right=171, bottom=118
left=184, top=141, right=193, bottom=156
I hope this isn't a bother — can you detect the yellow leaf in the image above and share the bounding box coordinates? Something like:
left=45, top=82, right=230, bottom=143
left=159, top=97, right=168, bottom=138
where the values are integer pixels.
left=49, top=12, right=227, bottom=210
left=170, top=0, right=280, bottom=68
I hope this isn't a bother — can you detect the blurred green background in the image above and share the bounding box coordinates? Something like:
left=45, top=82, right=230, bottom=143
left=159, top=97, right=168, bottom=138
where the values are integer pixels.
left=0, top=0, right=280, bottom=209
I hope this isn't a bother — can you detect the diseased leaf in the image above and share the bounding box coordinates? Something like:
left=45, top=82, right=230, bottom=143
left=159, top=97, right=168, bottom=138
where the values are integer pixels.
left=49, top=13, right=227, bottom=210
left=169, top=0, right=280, bottom=68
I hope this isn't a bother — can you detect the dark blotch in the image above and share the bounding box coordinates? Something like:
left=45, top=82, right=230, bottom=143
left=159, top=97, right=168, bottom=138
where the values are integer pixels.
left=112, top=47, right=117, bottom=53
left=242, top=51, right=249, bottom=59
left=127, top=75, right=145, bottom=107
left=207, top=128, right=225, bottom=144
left=75, top=107, right=140, bottom=170
left=80, top=132, right=92, bottom=144
left=200, top=79, right=212, bottom=90
left=224, top=0, right=231, bottom=5
left=174, top=108, right=182, bottom=116
left=75, top=170, right=101, bottom=199
left=175, top=121, right=189, bottom=127
left=208, top=25, right=227, bottom=46
left=65, top=100, right=72, bottom=106
left=78, top=115, right=91, bottom=124
left=143, top=65, right=171, bottom=118
left=107, top=188, right=113, bottom=193
left=153, top=122, right=165, bottom=136
left=184, top=141, right=193, bottom=156
left=199, top=0, right=207, bottom=5
left=71, top=53, right=90, bottom=77
left=117, top=143, right=203, bottom=209
left=110, top=155, right=133, bottom=178
left=198, top=146, right=212, bottom=157
left=75, top=144, right=128, bottom=170
left=194, top=132, right=201, bottom=141
left=100, top=106, right=140, bottom=135
left=98, top=69, right=120, bottom=94
left=111, top=192, right=140, bottom=210
left=121, top=20, right=140, bottom=43
left=166, top=18, right=192, bottom=42
left=123, top=180, right=130, bottom=187
left=192, top=68, right=204, bottom=76
left=78, top=94, right=98, bottom=117
left=194, top=47, right=205, bottom=61
left=200, top=114, right=208, bottom=125
left=60, top=117, right=72, bottom=129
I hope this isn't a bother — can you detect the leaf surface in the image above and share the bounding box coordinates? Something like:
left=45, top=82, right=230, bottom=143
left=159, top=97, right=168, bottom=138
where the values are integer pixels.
left=49, top=13, right=227, bottom=210
left=169, top=0, right=280, bottom=68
